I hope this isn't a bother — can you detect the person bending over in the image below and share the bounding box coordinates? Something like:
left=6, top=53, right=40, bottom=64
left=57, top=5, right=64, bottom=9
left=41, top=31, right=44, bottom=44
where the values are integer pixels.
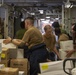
left=43, top=25, right=61, bottom=61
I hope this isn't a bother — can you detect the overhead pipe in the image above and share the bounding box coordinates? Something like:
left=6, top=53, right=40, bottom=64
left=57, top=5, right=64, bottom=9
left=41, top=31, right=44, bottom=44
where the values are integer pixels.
left=22, top=8, right=31, bottom=15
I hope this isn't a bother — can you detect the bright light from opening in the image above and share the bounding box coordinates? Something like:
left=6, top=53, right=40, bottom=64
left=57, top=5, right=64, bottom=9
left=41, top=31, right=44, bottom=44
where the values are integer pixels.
left=50, top=21, right=54, bottom=24
left=41, top=20, right=50, bottom=24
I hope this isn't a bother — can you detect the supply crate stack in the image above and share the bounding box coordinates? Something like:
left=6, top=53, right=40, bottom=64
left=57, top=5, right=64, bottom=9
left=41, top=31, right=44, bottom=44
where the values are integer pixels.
left=0, top=39, right=30, bottom=75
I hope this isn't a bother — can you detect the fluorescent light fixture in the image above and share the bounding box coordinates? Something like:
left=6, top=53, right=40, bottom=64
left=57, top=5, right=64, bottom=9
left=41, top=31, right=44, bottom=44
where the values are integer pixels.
left=42, top=20, right=50, bottom=24
left=70, top=4, right=73, bottom=8
left=46, top=16, right=50, bottom=18
left=55, top=18, right=59, bottom=20
left=46, top=20, right=50, bottom=22
left=30, top=13, right=35, bottom=15
left=40, top=19, right=45, bottom=21
left=39, top=10, right=44, bottom=14
left=42, top=21, right=49, bottom=24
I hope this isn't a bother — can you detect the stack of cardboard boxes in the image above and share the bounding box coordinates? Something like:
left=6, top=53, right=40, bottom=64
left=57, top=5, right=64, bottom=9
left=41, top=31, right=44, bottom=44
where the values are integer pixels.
left=0, top=58, right=29, bottom=75
left=0, top=48, right=10, bottom=67
left=59, top=40, right=76, bottom=59
left=0, top=39, right=30, bottom=75
left=0, top=48, right=19, bottom=75
left=10, top=58, right=30, bottom=75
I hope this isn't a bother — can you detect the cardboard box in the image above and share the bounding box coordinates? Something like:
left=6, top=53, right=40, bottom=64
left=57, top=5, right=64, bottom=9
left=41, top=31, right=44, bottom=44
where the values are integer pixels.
left=38, top=70, right=68, bottom=75
left=0, top=39, right=17, bottom=59
left=59, top=49, right=76, bottom=59
left=10, top=58, right=30, bottom=74
left=59, top=49, right=67, bottom=59
left=39, top=60, right=72, bottom=73
left=0, top=67, right=18, bottom=75
left=0, top=39, right=17, bottom=49
left=17, top=48, right=24, bottom=58
left=1, top=48, right=9, bottom=60
left=60, top=40, right=73, bottom=50
left=0, top=60, right=9, bottom=67
left=9, top=49, right=17, bottom=59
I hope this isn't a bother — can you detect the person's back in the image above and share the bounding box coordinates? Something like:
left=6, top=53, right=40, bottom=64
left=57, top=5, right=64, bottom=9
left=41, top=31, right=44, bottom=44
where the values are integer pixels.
left=22, top=26, right=43, bottom=49
left=15, top=21, right=26, bottom=39
left=43, top=33, right=56, bottom=52
left=16, top=29, right=26, bottom=39
left=54, top=28, right=69, bottom=48
left=58, top=33, right=69, bottom=43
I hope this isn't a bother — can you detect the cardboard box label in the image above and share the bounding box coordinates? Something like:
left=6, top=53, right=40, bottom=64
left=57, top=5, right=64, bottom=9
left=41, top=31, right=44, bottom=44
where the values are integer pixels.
left=41, top=64, right=48, bottom=70
left=1, top=53, right=5, bottom=58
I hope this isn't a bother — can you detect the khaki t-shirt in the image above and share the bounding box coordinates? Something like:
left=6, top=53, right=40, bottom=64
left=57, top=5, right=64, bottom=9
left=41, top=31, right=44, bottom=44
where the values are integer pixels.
left=58, top=33, right=69, bottom=43
left=43, top=34, right=56, bottom=52
left=22, top=26, right=43, bottom=49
